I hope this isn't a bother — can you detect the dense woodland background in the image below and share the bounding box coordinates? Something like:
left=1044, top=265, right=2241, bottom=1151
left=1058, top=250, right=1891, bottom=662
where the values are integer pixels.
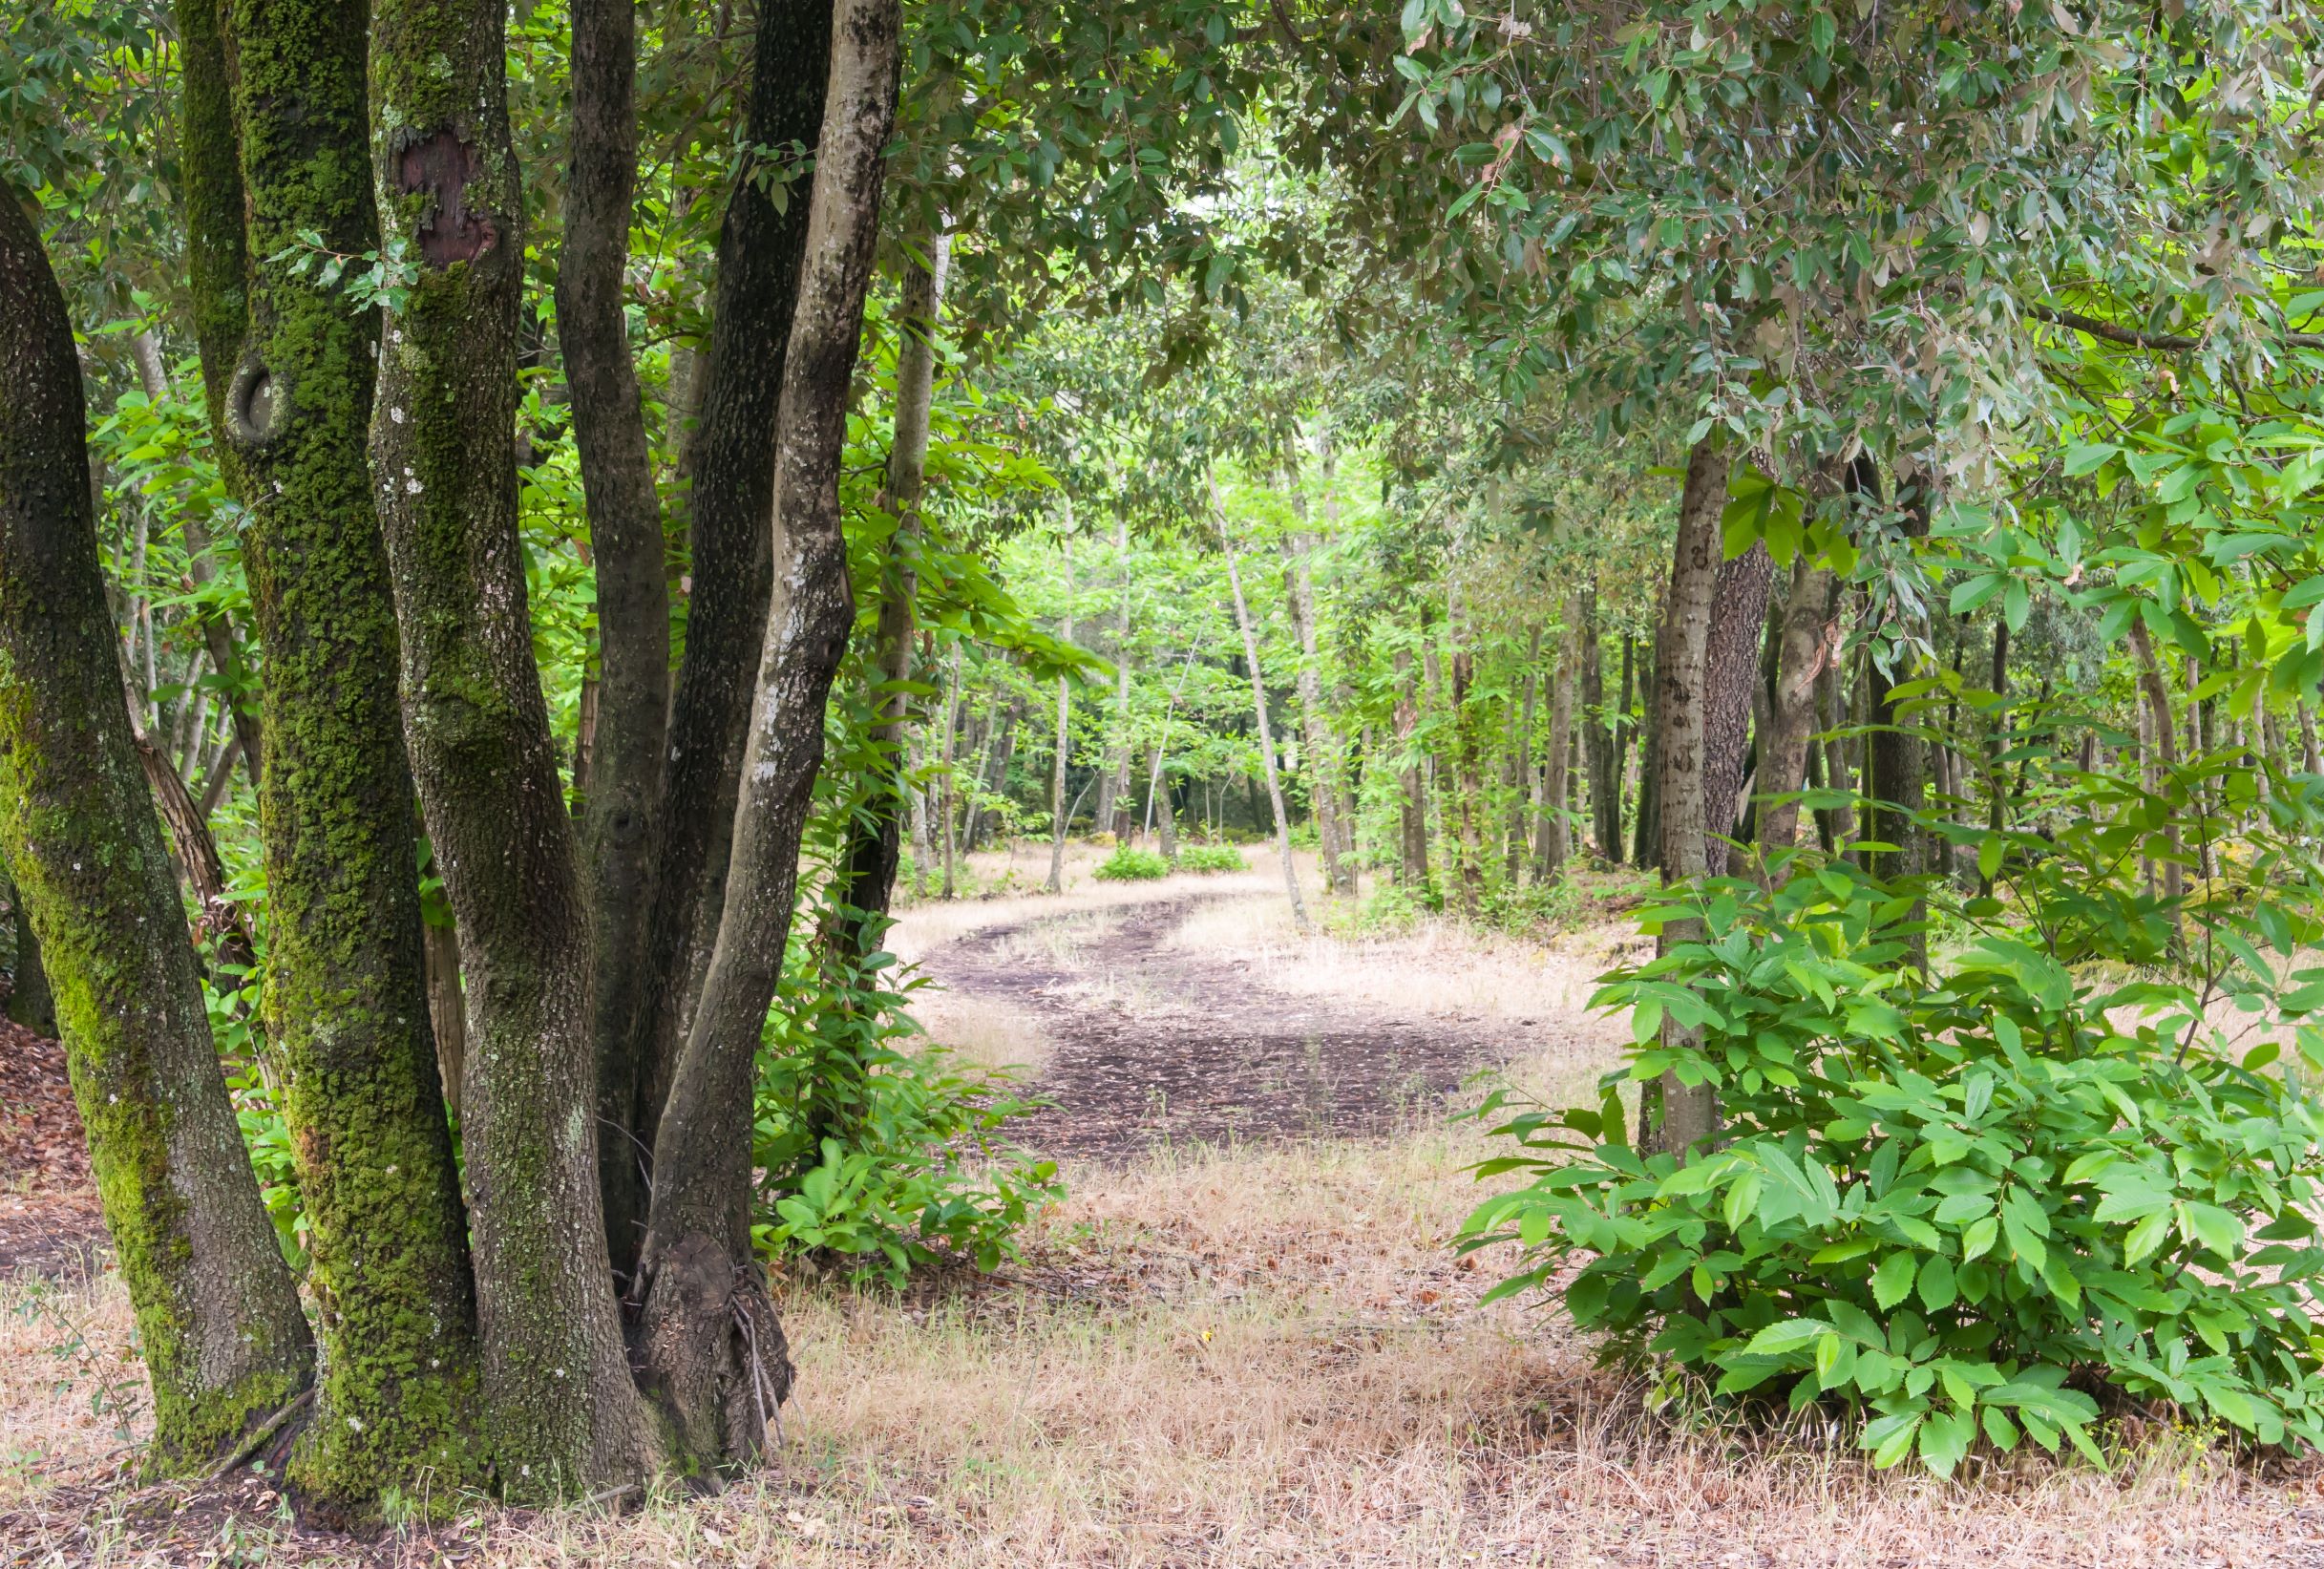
left=5, top=0, right=2324, bottom=1537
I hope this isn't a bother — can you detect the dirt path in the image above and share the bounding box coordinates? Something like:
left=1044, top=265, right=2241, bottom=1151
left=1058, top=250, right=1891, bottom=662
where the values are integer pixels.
left=921, top=890, right=1568, bottom=1160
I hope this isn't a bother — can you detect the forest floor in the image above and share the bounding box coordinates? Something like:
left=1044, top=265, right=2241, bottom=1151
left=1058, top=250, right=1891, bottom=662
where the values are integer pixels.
left=5, top=843, right=2324, bottom=1565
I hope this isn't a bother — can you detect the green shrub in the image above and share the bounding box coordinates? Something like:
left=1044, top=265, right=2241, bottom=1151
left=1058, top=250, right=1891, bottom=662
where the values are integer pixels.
left=1463, top=766, right=2324, bottom=1477
left=752, top=940, right=1060, bottom=1285
left=1173, top=842, right=1246, bottom=874
left=1093, top=845, right=1173, bottom=880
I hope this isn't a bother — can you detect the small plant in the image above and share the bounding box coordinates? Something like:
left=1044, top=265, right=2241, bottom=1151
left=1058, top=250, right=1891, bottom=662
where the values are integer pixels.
left=753, top=927, right=1061, bottom=1286
left=267, top=229, right=420, bottom=315
left=1093, top=845, right=1173, bottom=881
left=1463, top=759, right=2324, bottom=1477
left=1173, top=842, right=1246, bottom=874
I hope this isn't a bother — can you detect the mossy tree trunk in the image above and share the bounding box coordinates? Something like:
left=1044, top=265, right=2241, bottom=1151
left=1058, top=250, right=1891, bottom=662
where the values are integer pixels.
left=633, top=0, right=900, bottom=1465
left=368, top=0, right=654, bottom=1498
left=0, top=190, right=315, bottom=1476
left=212, top=0, right=487, bottom=1517
left=610, top=0, right=835, bottom=1283
left=560, top=0, right=672, bottom=1261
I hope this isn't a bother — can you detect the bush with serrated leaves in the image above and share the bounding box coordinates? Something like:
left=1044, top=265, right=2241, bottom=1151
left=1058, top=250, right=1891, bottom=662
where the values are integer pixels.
left=1462, top=748, right=2324, bottom=1478
left=1173, top=842, right=1247, bottom=873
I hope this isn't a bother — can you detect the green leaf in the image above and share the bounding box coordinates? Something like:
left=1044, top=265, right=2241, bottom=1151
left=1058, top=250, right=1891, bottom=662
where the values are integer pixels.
left=1917, top=1254, right=1957, bottom=1313
left=1872, top=1251, right=1917, bottom=1310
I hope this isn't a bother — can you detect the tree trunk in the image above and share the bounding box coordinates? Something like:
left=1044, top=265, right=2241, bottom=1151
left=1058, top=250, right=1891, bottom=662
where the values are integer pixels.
left=1632, top=637, right=1660, bottom=872
left=1219, top=524, right=1308, bottom=932
left=1444, top=582, right=1484, bottom=918
left=0, top=187, right=314, bottom=1478
left=369, top=0, right=653, bottom=1497
left=829, top=229, right=946, bottom=954
left=1757, top=557, right=1833, bottom=864
left=562, top=0, right=673, bottom=1248
left=1102, top=512, right=1134, bottom=838
left=1280, top=467, right=1351, bottom=894
left=937, top=644, right=963, bottom=900
left=1392, top=647, right=1428, bottom=892
left=1701, top=541, right=1776, bottom=878
left=1581, top=593, right=1618, bottom=862
left=1149, top=742, right=1177, bottom=857
left=1505, top=638, right=1537, bottom=884
left=2126, top=617, right=2186, bottom=912
left=1643, top=437, right=1727, bottom=1156
left=1533, top=599, right=1578, bottom=882
left=213, top=0, right=488, bottom=1515
left=1047, top=524, right=1072, bottom=893
left=635, top=0, right=898, bottom=1466
left=174, top=0, right=265, bottom=794
left=619, top=0, right=835, bottom=1279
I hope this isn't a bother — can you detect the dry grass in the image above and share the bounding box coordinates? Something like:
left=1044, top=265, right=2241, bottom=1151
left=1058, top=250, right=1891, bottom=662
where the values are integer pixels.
left=7, top=855, right=2322, bottom=1565
left=10, top=1124, right=2318, bottom=1565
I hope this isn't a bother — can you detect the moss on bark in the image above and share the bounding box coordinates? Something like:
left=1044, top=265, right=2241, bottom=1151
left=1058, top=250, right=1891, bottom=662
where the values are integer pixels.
left=369, top=0, right=653, bottom=1499
left=0, top=190, right=314, bottom=1476
left=219, top=0, right=488, bottom=1517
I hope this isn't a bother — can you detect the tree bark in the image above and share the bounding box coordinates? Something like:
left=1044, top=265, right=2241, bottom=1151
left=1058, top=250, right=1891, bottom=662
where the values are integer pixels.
left=1506, top=639, right=1537, bottom=885
left=1580, top=593, right=1619, bottom=862
left=1047, top=524, right=1072, bottom=893
left=1101, top=513, right=1134, bottom=838
left=174, top=0, right=265, bottom=794
left=1389, top=647, right=1426, bottom=890
left=1280, top=465, right=1351, bottom=894
left=829, top=229, right=947, bottom=954
left=214, top=0, right=488, bottom=1515
left=1444, top=581, right=1484, bottom=918
left=369, top=0, right=653, bottom=1496
left=1533, top=600, right=1578, bottom=882
left=2126, top=617, right=2186, bottom=910
left=1643, top=437, right=1727, bottom=1156
left=619, top=0, right=835, bottom=1277
left=1701, top=541, right=1776, bottom=878
left=1219, top=516, right=1308, bottom=932
left=562, top=0, right=674, bottom=1256
left=1757, top=556, right=1833, bottom=864
left=0, top=185, right=313, bottom=1479
left=635, top=0, right=898, bottom=1465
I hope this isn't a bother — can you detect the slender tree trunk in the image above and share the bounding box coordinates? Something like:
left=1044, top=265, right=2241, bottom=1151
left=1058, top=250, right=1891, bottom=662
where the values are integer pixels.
left=1103, top=512, right=1134, bottom=838
left=1047, top=525, right=1072, bottom=893
left=1701, top=541, right=1776, bottom=878
left=213, top=0, right=487, bottom=1514
left=0, top=189, right=313, bottom=1478
left=620, top=0, right=835, bottom=1276
left=1581, top=593, right=1618, bottom=862
left=635, top=0, right=898, bottom=1464
left=562, top=0, right=673, bottom=1246
left=829, top=229, right=946, bottom=954
left=1149, top=742, right=1177, bottom=857
left=2126, top=617, right=2186, bottom=914
left=369, top=0, right=654, bottom=1496
left=1757, top=557, right=1833, bottom=864
left=1506, top=637, right=1537, bottom=884
left=1219, top=527, right=1308, bottom=932
left=1643, top=438, right=1727, bottom=1156
left=1444, top=581, right=1485, bottom=918
left=2300, top=701, right=2321, bottom=774
left=937, top=644, right=962, bottom=900
left=1632, top=639, right=1661, bottom=872
left=176, top=0, right=263, bottom=789
left=1534, top=600, right=1578, bottom=882
left=1392, top=647, right=1428, bottom=892
left=1280, top=467, right=1351, bottom=894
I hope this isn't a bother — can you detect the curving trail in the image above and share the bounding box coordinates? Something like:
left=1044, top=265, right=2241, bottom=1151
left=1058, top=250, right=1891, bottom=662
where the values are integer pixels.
left=919, top=891, right=1552, bottom=1161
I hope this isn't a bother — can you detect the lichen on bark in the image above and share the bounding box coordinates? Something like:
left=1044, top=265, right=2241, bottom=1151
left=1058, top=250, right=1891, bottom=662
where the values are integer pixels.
left=215, top=0, right=488, bottom=1517
left=369, top=0, right=654, bottom=1499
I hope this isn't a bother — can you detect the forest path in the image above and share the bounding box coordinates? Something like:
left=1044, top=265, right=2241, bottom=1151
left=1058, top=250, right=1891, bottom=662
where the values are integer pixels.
left=913, top=881, right=1621, bottom=1161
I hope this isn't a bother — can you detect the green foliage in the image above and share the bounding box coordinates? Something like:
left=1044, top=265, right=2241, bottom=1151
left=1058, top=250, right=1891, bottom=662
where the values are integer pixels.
left=751, top=937, right=1060, bottom=1288
left=1172, top=842, right=1246, bottom=873
left=1464, top=758, right=2324, bottom=1477
left=1092, top=845, right=1173, bottom=881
